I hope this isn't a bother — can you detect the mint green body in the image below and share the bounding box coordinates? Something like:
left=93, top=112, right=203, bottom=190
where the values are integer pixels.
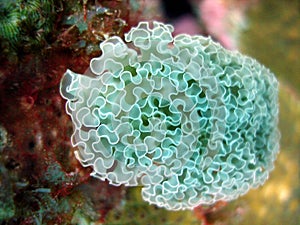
left=60, top=21, right=279, bottom=210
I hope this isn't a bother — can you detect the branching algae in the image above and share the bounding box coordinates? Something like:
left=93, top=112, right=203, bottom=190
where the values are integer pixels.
left=60, top=21, right=279, bottom=210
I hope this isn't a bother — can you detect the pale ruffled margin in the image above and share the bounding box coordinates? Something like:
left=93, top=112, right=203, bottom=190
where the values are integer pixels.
left=60, top=21, right=280, bottom=210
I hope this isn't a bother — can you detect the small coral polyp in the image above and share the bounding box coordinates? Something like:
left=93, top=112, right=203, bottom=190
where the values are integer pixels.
left=60, top=21, right=279, bottom=210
